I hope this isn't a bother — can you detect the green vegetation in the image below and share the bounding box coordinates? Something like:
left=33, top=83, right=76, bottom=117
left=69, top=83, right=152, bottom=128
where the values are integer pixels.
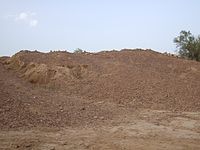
left=74, top=48, right=83, bottom=53
left=174, top=30, right=200, bottom=61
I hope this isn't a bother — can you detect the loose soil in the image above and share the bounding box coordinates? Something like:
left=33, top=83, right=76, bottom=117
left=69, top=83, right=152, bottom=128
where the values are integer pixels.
left=0, top=49, right=200, bottom=149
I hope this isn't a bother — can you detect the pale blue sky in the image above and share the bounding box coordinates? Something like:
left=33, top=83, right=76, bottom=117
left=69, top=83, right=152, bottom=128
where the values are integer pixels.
left=0, top=0, right=200, bottom=56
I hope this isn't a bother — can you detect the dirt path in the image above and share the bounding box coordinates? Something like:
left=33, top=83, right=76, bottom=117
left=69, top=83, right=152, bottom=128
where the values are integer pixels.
left=1, top=110, right=200, bottom=150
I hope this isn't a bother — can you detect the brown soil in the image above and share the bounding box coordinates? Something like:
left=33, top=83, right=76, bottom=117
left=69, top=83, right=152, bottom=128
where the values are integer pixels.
left=0, top=49, right=200, bottom=149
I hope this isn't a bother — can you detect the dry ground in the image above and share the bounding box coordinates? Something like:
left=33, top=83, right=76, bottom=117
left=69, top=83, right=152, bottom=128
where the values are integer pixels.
left=1, top=110, right=200, bottom=150
left=0, top=49, right=200, bottom=149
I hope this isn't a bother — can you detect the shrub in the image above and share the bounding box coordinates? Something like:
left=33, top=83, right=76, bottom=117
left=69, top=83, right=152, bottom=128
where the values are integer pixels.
left=74, top=48, right=83, bottom=53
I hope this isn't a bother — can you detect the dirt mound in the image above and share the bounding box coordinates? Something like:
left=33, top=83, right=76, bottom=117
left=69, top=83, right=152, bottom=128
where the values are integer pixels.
left=0, top=49, right=200, bottom=129
left=3, top=51, right=89, bottom=85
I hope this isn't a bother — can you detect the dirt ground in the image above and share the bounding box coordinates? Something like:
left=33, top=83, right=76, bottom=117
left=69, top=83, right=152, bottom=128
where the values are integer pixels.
left=1, top=110, right=200, bottom=150
left=0, top=49, right=200, bottom=149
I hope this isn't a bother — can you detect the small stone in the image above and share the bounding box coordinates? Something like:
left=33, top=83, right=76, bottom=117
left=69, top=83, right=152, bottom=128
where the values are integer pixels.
left=100, top=116, right=104, bottom=120
left=94, top=116, right=98, bottom=119
left=62, top=141, right=68, bottom=145
left=83, top=143, right=90, bottom=148
left=25, top=144, right=31, bottom=148
left=97, top=101, right=104, bottom=104
left=118, top=104, right=124, bottom=107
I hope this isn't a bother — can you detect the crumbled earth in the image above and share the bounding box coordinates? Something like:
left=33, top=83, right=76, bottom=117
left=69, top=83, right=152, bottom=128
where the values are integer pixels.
left=0, top=49, right=200, bottom=149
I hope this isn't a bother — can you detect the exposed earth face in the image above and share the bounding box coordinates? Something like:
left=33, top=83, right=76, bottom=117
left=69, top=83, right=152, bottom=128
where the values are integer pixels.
left=0, top=49, right=200, bottom=149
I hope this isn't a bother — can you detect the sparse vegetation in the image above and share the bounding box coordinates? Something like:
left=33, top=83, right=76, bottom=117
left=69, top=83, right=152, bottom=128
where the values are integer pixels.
left=74, top=48, right=83, bottom=53
left=174, top=30, right=200, bottom=61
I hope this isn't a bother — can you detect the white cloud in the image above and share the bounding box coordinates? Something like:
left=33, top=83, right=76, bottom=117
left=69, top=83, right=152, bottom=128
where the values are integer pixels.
left=16, top=12, right=28, bottom=21
left=14, top=12, right=38, bottom=27
left=30, top=19, right=38, bottom=27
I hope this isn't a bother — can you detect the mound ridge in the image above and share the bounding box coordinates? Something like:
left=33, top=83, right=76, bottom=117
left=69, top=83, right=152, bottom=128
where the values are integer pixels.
left=0, top=49, right=200, bottom=129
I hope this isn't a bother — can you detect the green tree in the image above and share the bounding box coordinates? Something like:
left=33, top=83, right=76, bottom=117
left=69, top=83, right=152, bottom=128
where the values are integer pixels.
left=174, top=30, right=200, bottom=61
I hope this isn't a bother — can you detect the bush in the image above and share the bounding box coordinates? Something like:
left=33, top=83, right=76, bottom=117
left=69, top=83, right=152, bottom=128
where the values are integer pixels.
left=74, top=48, right=83, bottom=53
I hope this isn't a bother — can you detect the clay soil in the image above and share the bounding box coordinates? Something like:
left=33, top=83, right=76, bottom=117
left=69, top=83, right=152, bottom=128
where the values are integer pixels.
left=0, top=49, right=200, bottom=150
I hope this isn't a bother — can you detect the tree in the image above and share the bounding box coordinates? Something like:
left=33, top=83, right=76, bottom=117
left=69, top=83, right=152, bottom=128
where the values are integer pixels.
left=174, top=30, right=200, bottom=61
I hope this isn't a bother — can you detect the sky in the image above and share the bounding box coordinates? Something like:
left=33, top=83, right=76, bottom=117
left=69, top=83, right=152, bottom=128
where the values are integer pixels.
left=0, top=0, right=200, bottom=56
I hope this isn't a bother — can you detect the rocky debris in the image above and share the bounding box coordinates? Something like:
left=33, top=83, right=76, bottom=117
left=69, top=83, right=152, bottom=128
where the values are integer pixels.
left=0, top=49, right=200, bottom=129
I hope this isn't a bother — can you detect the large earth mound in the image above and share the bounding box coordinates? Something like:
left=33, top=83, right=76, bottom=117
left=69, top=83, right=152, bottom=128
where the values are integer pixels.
left=0, top=49, right=200, bottom=129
